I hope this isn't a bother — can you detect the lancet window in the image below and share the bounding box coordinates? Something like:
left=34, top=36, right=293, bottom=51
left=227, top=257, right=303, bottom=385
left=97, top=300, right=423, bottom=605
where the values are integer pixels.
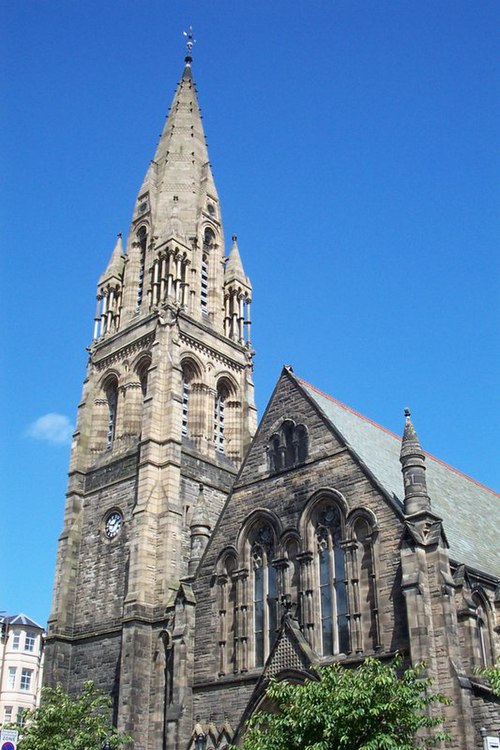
left=181, top=361, right=197, bottom=438
left=251, top=524, right=278, bottom=667
left=350, top=516, right=379, bottom=653
left=104, top=377, right=118, bottom=450
left=213, top=383, right=228, bottom=453
left=137, top=358, right=150, bottom=400
left=472, top=591, right=492, bottom=667
left=216, top=553, right=237, bottom=676
left=268, top=420, right=308, bottom=472
left=312, top=503, right=348, bottom=656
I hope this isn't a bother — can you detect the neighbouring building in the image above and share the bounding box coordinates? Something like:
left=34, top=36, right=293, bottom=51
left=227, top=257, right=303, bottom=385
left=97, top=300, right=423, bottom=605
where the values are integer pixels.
left=0, top=614, right=45, bottom=727
left=44, top=37, right=500, bottom=750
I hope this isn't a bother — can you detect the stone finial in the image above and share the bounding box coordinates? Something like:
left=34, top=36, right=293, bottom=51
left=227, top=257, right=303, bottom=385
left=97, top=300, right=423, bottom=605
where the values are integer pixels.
left=183, top=26, right=196, bottom=64
left=400, top=408, right=431, bottom=516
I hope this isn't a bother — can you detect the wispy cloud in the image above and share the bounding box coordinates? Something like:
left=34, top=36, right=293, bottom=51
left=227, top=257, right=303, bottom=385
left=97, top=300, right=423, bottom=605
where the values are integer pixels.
left=26, top=413, right=73, bottom=445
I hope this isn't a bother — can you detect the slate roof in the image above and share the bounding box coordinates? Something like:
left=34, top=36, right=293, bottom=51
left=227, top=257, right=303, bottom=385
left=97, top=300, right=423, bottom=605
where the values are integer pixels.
left=296, top=376, right=500, bottom=580
left=1, top=613, right=44, bottom=630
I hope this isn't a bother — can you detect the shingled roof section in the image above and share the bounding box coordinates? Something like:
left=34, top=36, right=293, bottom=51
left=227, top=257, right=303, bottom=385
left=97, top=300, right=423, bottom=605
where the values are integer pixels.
left=296, top=376, right=500, bottom=580
left=2, top=613, right=44, bottom=629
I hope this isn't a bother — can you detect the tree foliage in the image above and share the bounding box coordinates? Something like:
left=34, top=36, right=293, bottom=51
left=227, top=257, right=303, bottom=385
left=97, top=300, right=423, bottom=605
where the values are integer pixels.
left=479, top=660, right=500, bottom=696
left=238, top=656, right=449, bottom=750
left=15, top=681, right=130, bottom=750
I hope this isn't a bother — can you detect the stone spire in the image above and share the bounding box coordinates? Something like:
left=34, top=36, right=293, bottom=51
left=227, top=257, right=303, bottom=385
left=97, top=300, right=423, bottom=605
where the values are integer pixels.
left=130, top=44, right=218, bottom=247
left=399, top=408, right=432, bottom=516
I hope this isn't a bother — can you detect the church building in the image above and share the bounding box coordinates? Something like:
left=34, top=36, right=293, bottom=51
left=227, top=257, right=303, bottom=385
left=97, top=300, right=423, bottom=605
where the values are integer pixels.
left=45, top=39, right=500, bottom=750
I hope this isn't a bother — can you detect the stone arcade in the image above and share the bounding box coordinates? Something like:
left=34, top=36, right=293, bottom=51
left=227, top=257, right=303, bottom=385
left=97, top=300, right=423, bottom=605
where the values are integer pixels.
left=45, top=42, right=500, bottom=750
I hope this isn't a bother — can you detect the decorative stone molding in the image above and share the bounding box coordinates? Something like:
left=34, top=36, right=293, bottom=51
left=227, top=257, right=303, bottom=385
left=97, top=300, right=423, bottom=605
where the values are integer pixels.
left=94, top=333, right=155, bottom=371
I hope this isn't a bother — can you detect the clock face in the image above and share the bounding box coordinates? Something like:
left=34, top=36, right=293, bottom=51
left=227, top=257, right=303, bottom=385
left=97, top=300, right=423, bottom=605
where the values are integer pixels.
left=139, top=202, right=148, bottom=214
left=105, top=511, right=123, bottom=539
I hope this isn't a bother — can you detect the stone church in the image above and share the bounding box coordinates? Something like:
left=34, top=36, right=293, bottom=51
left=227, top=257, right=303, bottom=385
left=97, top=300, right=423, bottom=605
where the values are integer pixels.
left=45, top=42, right=500, bottom=750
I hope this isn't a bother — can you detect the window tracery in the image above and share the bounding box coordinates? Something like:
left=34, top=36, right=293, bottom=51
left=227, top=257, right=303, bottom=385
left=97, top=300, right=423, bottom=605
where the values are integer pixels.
left=314, top=505, right=349, bottom=655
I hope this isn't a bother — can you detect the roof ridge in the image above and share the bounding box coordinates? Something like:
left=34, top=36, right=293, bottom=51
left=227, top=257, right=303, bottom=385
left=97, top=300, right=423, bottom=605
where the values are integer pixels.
left=296, top=376, right=500, bottom=499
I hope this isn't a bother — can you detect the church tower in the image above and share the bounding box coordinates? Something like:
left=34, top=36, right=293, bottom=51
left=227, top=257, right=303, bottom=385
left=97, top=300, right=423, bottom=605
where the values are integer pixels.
left=44, top=35, right=257, bottom=748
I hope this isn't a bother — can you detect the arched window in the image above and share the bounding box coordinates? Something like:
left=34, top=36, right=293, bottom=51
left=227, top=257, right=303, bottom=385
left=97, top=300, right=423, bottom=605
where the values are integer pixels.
left=104, top=378, right=118, bottom=450
left=137, top=358, right=150, bottom=400
left=181, top=361, right=197, bottom=437
left=204, top=227, right=215, bottom=249
left=214, top=381, right=230, bottom=453
left=313, top=503, right=348, bottom=656
left=217, top=554, right=237, bottom=676
left=472, top=591, right=492, bottom=667
left=136, top=227, right=148, bottom=310
left=296, top=424, right=308, bottom=464
left=352, top=516, right=379, bottom=652
left=251, top=524, right=278, bottom=667
left=268, top=421, right=309, bottom=473
left=284, top=538, right=301, bottom=621
left=268, top=433, right=281, bottom=472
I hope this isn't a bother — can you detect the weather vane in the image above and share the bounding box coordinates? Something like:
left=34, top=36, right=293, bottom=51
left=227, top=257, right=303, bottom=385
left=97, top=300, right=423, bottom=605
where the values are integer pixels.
left=183, top=26, right=196, bottom=60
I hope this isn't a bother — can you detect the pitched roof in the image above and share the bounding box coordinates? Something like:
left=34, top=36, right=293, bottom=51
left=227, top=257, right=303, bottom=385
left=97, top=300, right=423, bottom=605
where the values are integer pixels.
left=2, top=613, right=44, bottom=630
left=295, top=376, right=500, bottom=580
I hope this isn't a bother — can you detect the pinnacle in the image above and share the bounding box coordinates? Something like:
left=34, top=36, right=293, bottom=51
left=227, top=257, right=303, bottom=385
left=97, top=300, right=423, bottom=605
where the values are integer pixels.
left=98, top=233, right=125, bottom=286
left=225, top=235, right=248, bottom=285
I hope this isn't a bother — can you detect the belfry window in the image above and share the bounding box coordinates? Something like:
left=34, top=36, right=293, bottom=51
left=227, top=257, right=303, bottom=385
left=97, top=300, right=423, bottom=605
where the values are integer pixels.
left=182, top=380, right=190, bottom=436
left=136, top=227, right=148, bottom=310
left=213, top=384, right=228, bottom=453
left=201, top=254, right=209, bottom=315
left=181, top=362, right=195, bottom=437
left=314, top=505, right=348, bottom=655
left=251, top=524, right=278, bottom=667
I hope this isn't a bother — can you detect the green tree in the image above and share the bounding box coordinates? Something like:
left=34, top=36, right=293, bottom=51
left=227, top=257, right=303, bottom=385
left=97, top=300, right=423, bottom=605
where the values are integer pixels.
left=238, top=656, right=449, bottom=750
left=15, top=681, right=130, bottom=750
left=479, top=660, right=500, bottom=696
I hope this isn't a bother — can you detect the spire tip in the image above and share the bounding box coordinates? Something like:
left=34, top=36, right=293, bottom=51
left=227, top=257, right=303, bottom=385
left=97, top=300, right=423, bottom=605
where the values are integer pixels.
left=183, top=26, right=196, bottom=64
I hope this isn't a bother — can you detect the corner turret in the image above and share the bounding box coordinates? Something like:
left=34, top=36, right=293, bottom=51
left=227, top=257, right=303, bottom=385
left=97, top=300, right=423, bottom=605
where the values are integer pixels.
left=399, top=408, right=432, bottom=516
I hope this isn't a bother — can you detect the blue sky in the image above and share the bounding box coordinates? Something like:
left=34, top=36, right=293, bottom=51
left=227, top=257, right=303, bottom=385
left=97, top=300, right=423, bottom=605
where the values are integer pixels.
left=1, top=0, right=498, bottom=628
